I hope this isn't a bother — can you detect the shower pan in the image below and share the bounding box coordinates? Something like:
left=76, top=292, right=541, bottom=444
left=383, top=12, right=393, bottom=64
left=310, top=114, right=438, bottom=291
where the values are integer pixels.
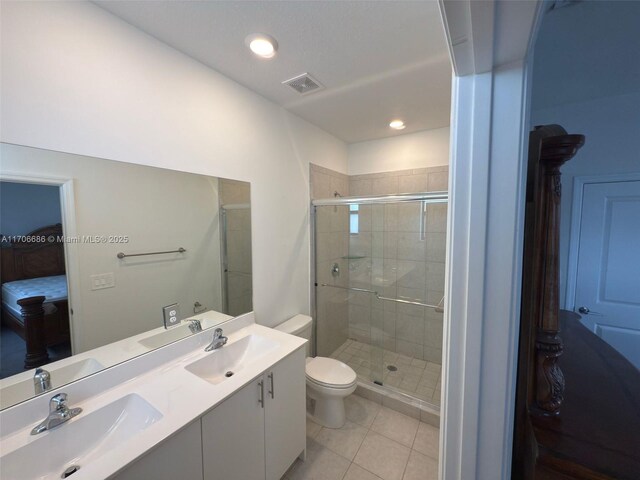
left=312, top=192, right=447, bottom=411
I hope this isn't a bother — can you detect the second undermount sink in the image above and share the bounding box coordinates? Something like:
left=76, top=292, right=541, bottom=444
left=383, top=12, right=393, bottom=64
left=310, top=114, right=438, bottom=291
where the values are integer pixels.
left=185, top=334, right=279, bottom=385
left=0, top=393, right=162, bottom=480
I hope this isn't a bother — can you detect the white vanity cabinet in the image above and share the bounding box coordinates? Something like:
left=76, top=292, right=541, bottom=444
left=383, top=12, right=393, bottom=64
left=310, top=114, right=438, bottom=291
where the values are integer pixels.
left=202, top=347, right=306, bottom=480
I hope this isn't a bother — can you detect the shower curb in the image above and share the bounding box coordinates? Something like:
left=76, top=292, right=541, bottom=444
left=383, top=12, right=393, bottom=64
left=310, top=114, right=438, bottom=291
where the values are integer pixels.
left=355, top=382, right=440, bottom=427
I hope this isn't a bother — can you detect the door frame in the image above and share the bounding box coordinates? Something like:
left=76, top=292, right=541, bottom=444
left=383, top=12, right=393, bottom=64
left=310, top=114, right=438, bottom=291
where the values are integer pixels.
left=565, top=172, right=640, bottom=311
left=0, top=172, right=82, bottom=354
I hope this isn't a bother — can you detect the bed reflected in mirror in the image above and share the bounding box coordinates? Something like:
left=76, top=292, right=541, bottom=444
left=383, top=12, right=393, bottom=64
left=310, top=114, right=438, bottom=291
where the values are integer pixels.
left=0, top=142, right=252, bottom=409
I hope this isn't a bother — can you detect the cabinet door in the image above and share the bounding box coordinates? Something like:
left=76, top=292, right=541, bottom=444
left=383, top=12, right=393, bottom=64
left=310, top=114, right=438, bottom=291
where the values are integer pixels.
left=202, top=376, right=266, bottom=480
left=112, top=420, right=203, bottom=480
left=264, top=348, right=306, bottom=480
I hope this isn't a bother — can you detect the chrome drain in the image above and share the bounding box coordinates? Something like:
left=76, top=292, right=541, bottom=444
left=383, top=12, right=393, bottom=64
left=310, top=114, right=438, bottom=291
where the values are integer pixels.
left=225, top=371, right=234, bottom=378
left=61, top=465, right=80, bottom=478
left=387, top=365, right=398, bottom=372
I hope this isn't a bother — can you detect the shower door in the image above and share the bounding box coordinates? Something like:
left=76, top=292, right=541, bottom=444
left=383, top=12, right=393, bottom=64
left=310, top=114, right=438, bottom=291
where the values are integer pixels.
left=314, top=194, right=447, bottom=406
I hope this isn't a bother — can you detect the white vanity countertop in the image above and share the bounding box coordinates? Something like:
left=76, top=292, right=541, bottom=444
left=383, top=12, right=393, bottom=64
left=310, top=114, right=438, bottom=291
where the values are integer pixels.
left=0, top=310, right=233, bottom=396
left=0, top=316, right=306, bottom=480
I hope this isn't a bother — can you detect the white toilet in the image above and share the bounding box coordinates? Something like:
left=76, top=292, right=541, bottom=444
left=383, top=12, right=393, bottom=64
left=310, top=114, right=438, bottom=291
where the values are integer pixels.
left=275, top=314, right=357, bottom=428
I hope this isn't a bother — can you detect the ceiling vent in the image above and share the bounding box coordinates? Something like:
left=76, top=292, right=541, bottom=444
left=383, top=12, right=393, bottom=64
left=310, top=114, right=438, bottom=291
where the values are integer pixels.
left=282, top=73, right=324, bottom=95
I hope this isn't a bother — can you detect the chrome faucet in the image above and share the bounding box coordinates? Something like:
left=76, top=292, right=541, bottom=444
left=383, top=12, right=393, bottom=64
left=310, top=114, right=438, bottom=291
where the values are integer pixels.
left=31, top=393, right=82, bottom=435
left=186, top=319, right=202, bottom=334
left=205, top=328, right=228, bottom=352
left=33, top=368, right=52, bottom=395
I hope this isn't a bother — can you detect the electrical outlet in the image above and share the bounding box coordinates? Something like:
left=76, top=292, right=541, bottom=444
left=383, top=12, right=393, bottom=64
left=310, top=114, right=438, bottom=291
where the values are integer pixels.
left=163, top=303, right=180, bottom=329
left=90, top=273, right=115, bottom=291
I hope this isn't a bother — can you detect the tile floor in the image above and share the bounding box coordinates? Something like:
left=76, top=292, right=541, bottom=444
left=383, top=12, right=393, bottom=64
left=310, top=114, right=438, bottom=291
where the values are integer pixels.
left=330, top=340, right=442, bottom=405
left=284, top=394, right=440, bottom=480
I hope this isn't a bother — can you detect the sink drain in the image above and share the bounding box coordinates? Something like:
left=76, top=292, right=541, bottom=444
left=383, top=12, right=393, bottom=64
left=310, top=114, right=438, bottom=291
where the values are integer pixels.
left=225, top=371, right=234, bottom=378
left=387, top=365, right=398, bottom=372
left=61, top=465, right=80, bottom=478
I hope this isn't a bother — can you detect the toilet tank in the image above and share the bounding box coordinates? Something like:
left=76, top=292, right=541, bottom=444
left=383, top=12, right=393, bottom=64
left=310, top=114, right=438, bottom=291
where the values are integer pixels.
left=275, top=314, right=313, bottom=356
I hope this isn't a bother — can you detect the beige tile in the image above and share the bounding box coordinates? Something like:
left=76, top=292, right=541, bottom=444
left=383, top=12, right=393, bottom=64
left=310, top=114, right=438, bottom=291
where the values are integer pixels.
left=344, top=463, right=384, bottom=480
left=345, top=394, right=381, bottom=428
left=426, top=203, right=448, bottom=233
left=412, top=422, right=440, bottom=460
left=427, top=171, right=448, bottom=192
left=355, top=385, right=383, bottom=404
left=353, top=431, right=411, bottom=480
left=315, top=420, right=368, bottom=461
left=420, top=408, right=440, bottom=428
left=398, top=174, right=428, bottom=194
left=306, top=417, right=322, bottom=439
left=371, top=407, right=419, bottom=447
left=411, top=358, right=427, bottom=369
left=431, top=389, right=442, bottom=407
left=371, top=176, right=399, bottom=195
left=350, top=179, right=373, bottom=196
left=312, top=171, right=333, bottom=199
left=403, top=450, right=438, bottom=480
left=288, top=438, right=350, bottom=480
left=397, top=233, right=426, bottom=262
left=396, top=202, right=422, bottom=233
left=425, top=233, right=446, bottom=262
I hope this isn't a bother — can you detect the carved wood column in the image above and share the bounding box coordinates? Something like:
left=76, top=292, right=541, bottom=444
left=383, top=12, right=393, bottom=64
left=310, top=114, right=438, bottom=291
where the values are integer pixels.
left=533, top=132, right=585, bottom=415
left=18, top=296, right=49, bottom=369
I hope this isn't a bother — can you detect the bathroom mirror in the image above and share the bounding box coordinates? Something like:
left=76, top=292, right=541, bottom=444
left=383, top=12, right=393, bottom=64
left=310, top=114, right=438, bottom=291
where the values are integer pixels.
left=0, top=142, right=253, bottom=409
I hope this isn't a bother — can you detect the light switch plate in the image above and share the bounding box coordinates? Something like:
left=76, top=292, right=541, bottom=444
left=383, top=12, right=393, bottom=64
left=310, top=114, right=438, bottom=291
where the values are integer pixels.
left=90, top=272, right=115, bottom=291
left=163, top=303, right=180, bottom=329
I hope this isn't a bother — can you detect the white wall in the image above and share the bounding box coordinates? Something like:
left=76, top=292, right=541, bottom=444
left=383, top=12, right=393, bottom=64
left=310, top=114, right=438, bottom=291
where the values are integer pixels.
left=0, top=182, right=62, bottom=236
left=347, top=127, right=450, bottom=175
left=0, top=1, right=348, bottom=328
left=531, top=92, right=640, bottom=308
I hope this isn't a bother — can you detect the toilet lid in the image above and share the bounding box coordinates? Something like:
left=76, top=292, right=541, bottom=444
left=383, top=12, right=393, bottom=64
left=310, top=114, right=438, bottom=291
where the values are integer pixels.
left=305, top=357, right=357, bottom=386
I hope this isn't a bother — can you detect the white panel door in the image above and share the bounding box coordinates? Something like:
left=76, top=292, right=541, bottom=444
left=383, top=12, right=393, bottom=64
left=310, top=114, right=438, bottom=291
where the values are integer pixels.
left=574, top=180, right=640, bottom=369
left=264, top=348, right=306, bottom=480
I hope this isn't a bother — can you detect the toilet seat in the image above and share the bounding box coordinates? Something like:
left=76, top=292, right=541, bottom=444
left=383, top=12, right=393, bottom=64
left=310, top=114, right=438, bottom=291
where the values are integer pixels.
left=305, top=357, right=357, bottom=389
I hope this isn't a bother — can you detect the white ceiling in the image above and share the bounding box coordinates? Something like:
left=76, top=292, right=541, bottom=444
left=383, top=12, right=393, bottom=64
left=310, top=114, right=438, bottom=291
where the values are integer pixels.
left=94, top=1, right=451, bottom=144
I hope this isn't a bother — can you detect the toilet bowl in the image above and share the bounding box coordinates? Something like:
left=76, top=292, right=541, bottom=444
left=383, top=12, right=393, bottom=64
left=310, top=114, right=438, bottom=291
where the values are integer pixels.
left=275, top=315, right=357, bottom=428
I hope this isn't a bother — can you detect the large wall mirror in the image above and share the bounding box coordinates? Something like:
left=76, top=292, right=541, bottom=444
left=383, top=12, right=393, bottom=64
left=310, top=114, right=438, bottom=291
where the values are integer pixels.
left=0, top=143, right=253, bottom=409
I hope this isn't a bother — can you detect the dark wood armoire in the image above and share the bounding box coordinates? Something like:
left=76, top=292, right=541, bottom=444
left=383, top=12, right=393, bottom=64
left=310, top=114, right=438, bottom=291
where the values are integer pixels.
left=511, top=125, right=640, bottom=479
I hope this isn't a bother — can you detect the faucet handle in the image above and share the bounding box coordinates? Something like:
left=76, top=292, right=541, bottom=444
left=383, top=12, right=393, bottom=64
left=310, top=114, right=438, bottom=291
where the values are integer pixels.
left=214, top=328, right=223, bottom=338
left=50, top=393, right=68, bottom=411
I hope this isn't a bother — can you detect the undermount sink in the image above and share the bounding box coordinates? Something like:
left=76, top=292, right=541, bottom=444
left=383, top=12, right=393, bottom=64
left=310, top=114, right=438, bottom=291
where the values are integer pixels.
left=0, top=393, right=162, bottom=480
left=185, top=334, right=279, bottom=385
left=0, top=358, right=105, bottom=410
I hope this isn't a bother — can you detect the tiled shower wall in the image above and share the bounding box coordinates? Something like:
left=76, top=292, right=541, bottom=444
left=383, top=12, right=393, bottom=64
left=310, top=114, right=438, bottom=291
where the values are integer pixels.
left=348, top=167, right=448, bottom=364
left=311, top=164, right=448, bottom=365
left=310, top=164, right=350, bottom=356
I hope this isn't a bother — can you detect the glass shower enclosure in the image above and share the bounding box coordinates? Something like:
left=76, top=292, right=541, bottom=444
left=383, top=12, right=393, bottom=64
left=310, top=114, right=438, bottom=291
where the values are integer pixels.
left=312, top=192, right=447, bottom=407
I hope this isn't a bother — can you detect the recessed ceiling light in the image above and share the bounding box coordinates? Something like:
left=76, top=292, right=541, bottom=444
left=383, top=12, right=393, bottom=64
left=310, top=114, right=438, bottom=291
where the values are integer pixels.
left=389, top=120, right=406, bottom=130
left=245, top=33, right=278, bottom=59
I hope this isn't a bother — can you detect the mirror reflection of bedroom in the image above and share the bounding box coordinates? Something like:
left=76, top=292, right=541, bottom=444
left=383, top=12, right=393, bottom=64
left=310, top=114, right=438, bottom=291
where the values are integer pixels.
left=0, top=181, right=71, bottom=378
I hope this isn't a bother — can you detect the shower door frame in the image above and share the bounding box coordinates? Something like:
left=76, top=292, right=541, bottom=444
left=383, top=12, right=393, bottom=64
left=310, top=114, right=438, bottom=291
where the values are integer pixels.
left=311, top=191, right=449, bottom=401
